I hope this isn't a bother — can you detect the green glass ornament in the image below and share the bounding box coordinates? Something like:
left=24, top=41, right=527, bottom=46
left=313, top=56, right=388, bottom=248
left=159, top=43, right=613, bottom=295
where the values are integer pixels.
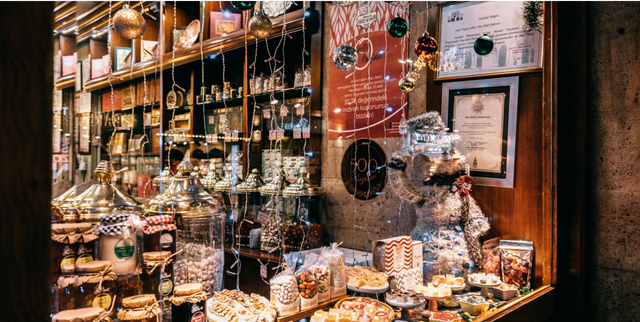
left=387, top=15, right=408, bottom=38
left=231, top=1, right=256, bottom=10
left=474, top=33, right=494, bottom=55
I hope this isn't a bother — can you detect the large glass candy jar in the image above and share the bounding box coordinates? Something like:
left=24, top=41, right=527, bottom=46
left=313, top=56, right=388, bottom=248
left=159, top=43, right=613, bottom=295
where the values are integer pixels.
left=259, top=170, right=289, bottom=253
left=214, top=167, right=243, bottom=244
left=148, top=161, right=225, bottom=295
left=282, top=168, right=324, bottom=252
left=235, top=168, right=265, bottom=248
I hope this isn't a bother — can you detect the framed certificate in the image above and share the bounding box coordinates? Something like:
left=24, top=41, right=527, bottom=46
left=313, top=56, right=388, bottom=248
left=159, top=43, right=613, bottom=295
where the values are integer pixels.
left=441, top=76, right=519, bottom=187
left=436, top=1, right=543, bottom=80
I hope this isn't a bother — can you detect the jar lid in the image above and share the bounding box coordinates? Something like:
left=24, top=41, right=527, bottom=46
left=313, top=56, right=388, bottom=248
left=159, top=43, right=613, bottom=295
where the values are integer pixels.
left=74, top=161, right=143, bottom=221
left=143, top=251, right=171, bottom=261
left=213, top=169, right=243, bottom=193
left=52, top=307, right=104, bottom=322
left=201, top=165, right=223, bottom=191
left=236, top=169, right=264, bottom=193
left=173, top=283, right=203, bottom=296
left=147, top=161, right=225, bottom=217
left=61, top=264, right=76, bottom=274
left=282, top=168, right=324, bottom=196
left=76, top=260, right=111, bottom=274
left=51, top=222, right=95, bottom=234
left=122, top=294, right=157, bottom=309
left=260, top=170, right=289, bottom=196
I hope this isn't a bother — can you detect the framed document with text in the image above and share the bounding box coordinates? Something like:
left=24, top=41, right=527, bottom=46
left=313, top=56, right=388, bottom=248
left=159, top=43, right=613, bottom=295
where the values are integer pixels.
left=442, top=76, right=519, bottom=187
left=437, top=1, right=543, bottom=80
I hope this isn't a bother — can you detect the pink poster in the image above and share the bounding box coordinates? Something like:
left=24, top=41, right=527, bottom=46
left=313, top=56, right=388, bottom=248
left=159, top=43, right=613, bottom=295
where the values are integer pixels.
left=328, top=2, right=409, bottom=140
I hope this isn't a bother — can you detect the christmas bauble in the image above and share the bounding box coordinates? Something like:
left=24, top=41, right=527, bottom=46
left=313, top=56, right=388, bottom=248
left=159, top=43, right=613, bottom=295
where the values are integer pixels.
left=231, top=1, right=256, bottom=10
left=262, top=1, right=293, bottom=17
left=398, top=75, right=416, bottom=93
left=387, top=16, right=408, bottom=38
left=454, top=175, right=475, bottom=198
left=414, top=32, right=438, bottom=60
left=474, top=33, right=494, bottom=55
left=333, top=45, right=358, bottom=71
left=113, top=5, right=146, bottom=40
left=248, top=11, right=273, bottom=39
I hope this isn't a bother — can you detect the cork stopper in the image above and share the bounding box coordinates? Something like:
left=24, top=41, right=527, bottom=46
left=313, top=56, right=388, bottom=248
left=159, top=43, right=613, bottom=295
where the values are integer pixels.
left=173, top=283, right=203, bottom=296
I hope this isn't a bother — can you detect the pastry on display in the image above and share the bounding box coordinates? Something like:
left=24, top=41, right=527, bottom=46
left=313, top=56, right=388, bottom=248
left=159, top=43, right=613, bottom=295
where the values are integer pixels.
left=385, top=290, right=425, bottom=307
left=429, top=311, right=464, bottom=322
left=345, top=266, right=389, bottom=288
left=431, top=274, right=465, bottom=287
left=206, top=289, right=277, bottom=322
left=457, top=295, right=490, bottom=316
left=467, top=273, right=501, bottom=285
left=325, top=297, right=395, bottom=322
left=415, top=283, right=452, bottom=298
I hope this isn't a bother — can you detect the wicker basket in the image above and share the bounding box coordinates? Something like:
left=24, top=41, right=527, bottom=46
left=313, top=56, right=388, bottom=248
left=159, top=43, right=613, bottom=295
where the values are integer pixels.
left=334, top=296, right=395, bottom=322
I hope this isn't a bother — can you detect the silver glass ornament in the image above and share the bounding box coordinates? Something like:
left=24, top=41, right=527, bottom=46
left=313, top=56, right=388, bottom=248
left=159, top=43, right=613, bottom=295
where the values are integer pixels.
left=262, top=1, right=293, bottom=17
left=333, top=45, right=358, bottom=71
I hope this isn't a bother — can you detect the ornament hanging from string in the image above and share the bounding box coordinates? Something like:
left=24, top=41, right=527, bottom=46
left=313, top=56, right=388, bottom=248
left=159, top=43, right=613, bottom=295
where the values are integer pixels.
left=415, top=31, right=438, bottom=60
left=231, top=1, right=256, bottom=11
left=333, top=44, right=358, bottom=71
left=248, top=9, right=273, bottom=39
left=474, top=33, right=494, bottom=56
left=113, top=4, right=146, bottom=39
left=398, top=75, right=416, bottom=93
left=387, top=14, right=408, bottom=38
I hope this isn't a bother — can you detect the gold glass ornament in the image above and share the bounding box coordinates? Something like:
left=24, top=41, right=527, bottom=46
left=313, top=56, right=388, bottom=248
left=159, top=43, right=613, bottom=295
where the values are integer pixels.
left=113, top=5, right=146, bottom=40
left=248, top=11, right=273, bottom=39
left=398, top=75, right=416, bottom=93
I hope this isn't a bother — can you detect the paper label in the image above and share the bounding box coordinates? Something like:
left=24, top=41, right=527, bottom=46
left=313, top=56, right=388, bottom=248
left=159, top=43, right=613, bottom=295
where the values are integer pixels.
left=293, top=128, right=302, bottom=139
left=75, top=254, right=94, bottom=266
left=260, top=264, right=267, bottom=279
left=331, top=285, right=346, bottom=298
left=356, top=3, right=377, bottom=29
left=208, top=116, right=215, bottom=124
left=161, top=233, right=174, bottom=249
left=280, top=105, right=288, bottom=117
left=60, top=255, right=76, bottom=269
left=318, top=290, right=331, bottom=303
left=191, top=311, right=205, bottom=322
left=296, top=105, right=305, bottom=116
left=160, top=278, right=174, bottom=296
left=114, top=238, right=135, bottom=259
left=92, top=293, right=112, bottom=309
left=300, top=295, right=318, bottom=310
left=256, top=211, right=270, bottom=225
left=263, top=109, right=271, bottom=119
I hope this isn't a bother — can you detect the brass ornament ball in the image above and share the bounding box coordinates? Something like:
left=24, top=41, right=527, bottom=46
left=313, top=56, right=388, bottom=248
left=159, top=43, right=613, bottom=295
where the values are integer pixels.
left=398, top=75, right=416, bottom=93
left=113, top=5, right=146, bottom=40
left=248, top=11, right=273, bottom=39
left=414, top=32, right=438, bottom=60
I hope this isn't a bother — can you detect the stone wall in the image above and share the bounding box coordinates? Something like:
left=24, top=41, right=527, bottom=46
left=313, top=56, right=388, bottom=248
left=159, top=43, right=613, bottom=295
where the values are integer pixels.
left=586, top=2, right=640, bottom=321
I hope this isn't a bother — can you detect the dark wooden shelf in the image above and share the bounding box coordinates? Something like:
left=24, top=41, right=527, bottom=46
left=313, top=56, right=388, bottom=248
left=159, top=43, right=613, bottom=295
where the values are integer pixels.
left=54, top=74, right=75, bottom=90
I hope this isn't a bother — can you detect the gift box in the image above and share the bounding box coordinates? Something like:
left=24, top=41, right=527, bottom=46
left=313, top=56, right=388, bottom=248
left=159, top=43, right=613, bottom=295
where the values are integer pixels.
left=372, top=236, right=412, bottom=276
left=411, top=241, right=423, bottom=269
left=394, top=267, right=423, bottom=291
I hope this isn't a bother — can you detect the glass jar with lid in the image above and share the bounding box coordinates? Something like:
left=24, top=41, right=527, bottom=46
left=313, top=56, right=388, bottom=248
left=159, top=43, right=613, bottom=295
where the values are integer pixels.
left=148, top=161, right=225, bottom=295
left=214, top=167, right=243, bottom=244
left=235, top=168, right=265, bottom=248
left=282, top=168, right=324, bottom=252
left=56, top=264, right=78, bottom=312
left=259, top=170, right=289, bottom=253
left=139, top=251, right=174, bottom=301
left=75, top=260, right=117, bottom=312
left=51, top=222, right=98, bottom=284
left=151, top=166, right=173, bottom=198
left=171, top=283, right=207, bottom=322
left=96, top=213, right=142, bottom=276
left=117, top=294, right=161, bottom=322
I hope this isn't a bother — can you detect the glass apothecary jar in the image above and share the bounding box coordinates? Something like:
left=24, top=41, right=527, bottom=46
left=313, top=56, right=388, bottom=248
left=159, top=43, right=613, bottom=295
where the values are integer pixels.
left=148, top=161, right=225, bottom=295
left=214, top=167, right=243, bottom=244
left=259, top=170, right=289, bottom=253
left=117, top=294, right=161, bottom=322
left=75, top=261, right=117, bottom=312
left=235, top=168, right=265, bottom=248
left=74, top=161, right=143, bottom=223
left=282, top=168, right=324, bottom=252
left=151, top=166, right=173, bottom=198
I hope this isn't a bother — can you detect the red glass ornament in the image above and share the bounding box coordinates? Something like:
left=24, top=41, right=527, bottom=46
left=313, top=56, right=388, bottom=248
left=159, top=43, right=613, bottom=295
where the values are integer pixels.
left=415, top=32, right=438, bottom=60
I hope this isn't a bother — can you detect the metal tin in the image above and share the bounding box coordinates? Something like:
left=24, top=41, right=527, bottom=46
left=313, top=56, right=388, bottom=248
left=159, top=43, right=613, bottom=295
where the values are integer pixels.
left=74, top=161, right=143, bottom=222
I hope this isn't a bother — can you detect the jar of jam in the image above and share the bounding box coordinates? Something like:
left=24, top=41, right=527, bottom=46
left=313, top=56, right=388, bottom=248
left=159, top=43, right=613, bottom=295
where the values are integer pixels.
left=51, top=223, right=98, bottom=284
left=139, top=251, right=174, bottom=320
left=142, top=214, right=177, bottom=254
left=52, top=307, right=109, bottom=322
left=76, top=261, right=117, bottom=312
left=117, top=294, right=161, bottom=322
left=171, top=283, right=207, bottom=322
left=56, top=264, right=78, bottom=312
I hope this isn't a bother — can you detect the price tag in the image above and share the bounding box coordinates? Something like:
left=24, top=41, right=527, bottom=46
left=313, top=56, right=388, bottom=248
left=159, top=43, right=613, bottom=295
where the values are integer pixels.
left=280, top=105, right=288, bottom=117
left=220, top=115, right=227, bottom=124
left=296, top=105, right=305, bottom=116
left=208, top=116, right=215, bottom=124
left=303, top=127, right=311, bottom=139
left=263, top=109, right=271, bottom=119
left=225, top=131, right=231, bottom=142
left=260, top=263, right=267, bottom=279
left=232, top=131, right=238, bottom=142
left=293, top=128, right=302, bottom=139
left=256, top=211, right=269, bottom=225
left=253, top=130, right=261, bottom=141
